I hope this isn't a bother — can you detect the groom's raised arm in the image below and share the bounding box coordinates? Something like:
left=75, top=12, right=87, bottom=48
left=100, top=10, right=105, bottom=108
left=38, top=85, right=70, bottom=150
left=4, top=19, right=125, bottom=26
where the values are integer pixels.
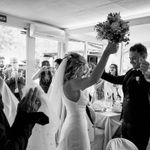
left=101, top=71, right=124, bottom=85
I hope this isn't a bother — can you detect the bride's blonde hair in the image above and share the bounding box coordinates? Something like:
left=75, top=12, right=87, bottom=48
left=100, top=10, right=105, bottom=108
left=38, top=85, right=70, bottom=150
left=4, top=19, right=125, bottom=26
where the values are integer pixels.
left=64, top=52, right=86, bottom=82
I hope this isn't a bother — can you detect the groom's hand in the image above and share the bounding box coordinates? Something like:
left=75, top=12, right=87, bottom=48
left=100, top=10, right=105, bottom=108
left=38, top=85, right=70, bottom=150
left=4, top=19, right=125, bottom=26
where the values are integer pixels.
left=139, top=58, right=149, bottom=75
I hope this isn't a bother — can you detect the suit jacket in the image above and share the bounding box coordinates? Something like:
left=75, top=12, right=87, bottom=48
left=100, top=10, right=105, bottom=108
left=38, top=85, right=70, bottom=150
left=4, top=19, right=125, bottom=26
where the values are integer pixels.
left=0, top=96, right=49, bottom=150
left=0, top=98, right=33, bottom=150
left=102, top=69, right=150, bottom=130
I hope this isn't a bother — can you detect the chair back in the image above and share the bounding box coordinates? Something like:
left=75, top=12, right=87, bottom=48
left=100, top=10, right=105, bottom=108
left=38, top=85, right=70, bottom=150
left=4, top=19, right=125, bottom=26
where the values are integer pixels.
left=106, top=138, right=138, bottom=150
left=86, top=105, right=96, bottom=124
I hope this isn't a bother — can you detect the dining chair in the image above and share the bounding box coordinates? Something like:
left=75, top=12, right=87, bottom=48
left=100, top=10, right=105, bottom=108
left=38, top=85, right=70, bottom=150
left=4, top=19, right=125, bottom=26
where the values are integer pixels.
left=106, top=138, right=138, bottom=150
left=87, top=104, right=104, bottom=150
left=111, top=119, right=122, bottom=138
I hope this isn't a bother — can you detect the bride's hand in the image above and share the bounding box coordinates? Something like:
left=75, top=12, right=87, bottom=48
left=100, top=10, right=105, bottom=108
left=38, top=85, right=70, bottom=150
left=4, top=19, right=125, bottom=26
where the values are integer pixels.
left=105, top=42, right=119, bottom=55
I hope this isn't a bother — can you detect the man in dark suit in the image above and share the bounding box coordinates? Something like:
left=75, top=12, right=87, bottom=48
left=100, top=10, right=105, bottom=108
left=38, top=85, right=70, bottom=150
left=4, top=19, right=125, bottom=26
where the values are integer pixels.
left=0, top=87, right=49, bottom=150
left=101, top=43, right=150, bottom=150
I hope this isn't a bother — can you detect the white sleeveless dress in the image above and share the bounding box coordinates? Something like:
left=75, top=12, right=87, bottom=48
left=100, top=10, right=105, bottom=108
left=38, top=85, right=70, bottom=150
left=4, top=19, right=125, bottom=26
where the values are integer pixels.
left=57, top=89, right=91, bottom=150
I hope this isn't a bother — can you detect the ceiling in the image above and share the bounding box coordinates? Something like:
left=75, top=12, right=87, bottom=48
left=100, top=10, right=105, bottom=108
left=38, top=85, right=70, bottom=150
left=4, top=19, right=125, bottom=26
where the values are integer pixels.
left=0, top=0, right=150, bottom=30
left=0, top=0, right=150, bottom=43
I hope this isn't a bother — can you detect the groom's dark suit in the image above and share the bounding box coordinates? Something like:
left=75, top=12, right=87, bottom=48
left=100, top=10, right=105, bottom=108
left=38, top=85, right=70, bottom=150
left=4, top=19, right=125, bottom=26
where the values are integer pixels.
left=102, top=69, right=150, bottom=150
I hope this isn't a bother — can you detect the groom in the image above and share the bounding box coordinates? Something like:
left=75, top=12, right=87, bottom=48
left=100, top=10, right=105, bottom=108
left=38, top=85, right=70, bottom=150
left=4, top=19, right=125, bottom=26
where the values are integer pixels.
left=101, top=43, right=150, bottom=150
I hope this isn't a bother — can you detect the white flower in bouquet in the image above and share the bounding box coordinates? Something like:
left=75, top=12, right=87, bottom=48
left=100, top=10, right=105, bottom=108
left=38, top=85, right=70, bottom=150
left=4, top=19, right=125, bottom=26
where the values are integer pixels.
left=111, top=22, right=120, bottom=30
left=95, top=12, right=130, bottom=44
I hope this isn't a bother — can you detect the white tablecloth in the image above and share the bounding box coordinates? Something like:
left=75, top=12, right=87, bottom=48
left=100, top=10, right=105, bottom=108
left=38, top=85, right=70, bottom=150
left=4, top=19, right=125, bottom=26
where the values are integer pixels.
left=95, top=111, right=150, bottom=150
left=95, top=111, right=121, bottom=150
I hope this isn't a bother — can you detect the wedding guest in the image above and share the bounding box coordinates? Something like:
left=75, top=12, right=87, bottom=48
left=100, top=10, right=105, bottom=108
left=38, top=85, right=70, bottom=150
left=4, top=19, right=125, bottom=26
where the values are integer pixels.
left=108, top=63, right=118, bottom=76
left=0, top=57, right=5, bottom=79
left=32, top=60, right=52, bottom=93
left=88, top=62, right=96, bottom=75
left=54, top=58, right=62, bottom=70
left=101, top=43, right=150, bottom=150
left=4, top=58, right=18, bottom=80
left=0, top=67, right=5, bottom=80
left=50, top=58, right=63, bottom=76
left=94, top=79, right=105, bottom=100
left=6, top=68, right=25, bottom=101
left=104, top=64, right=122, bottom=104
left=0, top=86, right=49, bottom=150
left=87, top=62, right=96, bottom=103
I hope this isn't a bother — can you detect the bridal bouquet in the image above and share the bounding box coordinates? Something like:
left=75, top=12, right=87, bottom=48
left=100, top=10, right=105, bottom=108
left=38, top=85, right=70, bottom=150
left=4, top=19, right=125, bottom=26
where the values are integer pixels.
left=95, top=12, right=130, bottom=44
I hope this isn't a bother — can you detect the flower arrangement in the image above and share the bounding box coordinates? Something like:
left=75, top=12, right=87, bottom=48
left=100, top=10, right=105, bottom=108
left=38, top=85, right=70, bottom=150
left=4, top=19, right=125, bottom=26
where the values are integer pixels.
left=95, top=12, right=130, bottom=44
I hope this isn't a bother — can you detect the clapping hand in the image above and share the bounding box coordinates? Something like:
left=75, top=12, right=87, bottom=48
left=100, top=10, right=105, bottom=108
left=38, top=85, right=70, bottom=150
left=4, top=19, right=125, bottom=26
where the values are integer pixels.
left=139, top=58, right=150, bottom=75
left=17, top=87, right=41, bottom=113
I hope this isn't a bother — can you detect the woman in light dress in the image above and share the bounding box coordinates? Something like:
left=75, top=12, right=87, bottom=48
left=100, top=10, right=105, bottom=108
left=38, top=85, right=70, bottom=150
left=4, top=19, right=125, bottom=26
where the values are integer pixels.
left=104, top=64, right=123, bottom=104
left=54, top=42, right=118, bottom=150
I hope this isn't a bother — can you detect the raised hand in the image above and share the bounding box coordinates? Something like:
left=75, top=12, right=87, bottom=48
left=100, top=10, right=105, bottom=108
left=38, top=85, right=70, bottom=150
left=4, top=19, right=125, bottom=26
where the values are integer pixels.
left=17, top=87, right=41, bottom=113
left=139, top=57, right=150, bottom=75
left=41, top=66, right=48, bottom=71
left=105, top=42, right=119, bottom=55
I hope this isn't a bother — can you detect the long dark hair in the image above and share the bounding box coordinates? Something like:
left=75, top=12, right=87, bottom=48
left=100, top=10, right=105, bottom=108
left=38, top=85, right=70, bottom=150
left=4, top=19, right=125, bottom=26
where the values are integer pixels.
left=40, top=60, right=52, bottom=93
left=41, top=60, right=50, bottom=67
left=109, top=64, right=118, bottom=76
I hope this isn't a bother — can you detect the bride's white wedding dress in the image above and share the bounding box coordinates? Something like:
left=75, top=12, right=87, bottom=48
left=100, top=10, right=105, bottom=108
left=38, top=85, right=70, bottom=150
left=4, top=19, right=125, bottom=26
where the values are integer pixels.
left=57, top=89, right=91, bottom=150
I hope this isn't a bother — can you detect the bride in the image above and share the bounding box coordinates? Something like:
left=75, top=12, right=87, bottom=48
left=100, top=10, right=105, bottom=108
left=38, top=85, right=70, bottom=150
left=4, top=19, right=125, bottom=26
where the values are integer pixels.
left=50, top=42, right=119, bottom=150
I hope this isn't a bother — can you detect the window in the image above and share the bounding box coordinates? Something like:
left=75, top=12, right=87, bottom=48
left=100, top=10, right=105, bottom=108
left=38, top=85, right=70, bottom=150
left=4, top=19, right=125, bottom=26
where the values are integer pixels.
left=0, top=24, right=26, bottom=78
left=68, top=40, right=85, bottom=56
left=35, top=37, right=58, bottom=69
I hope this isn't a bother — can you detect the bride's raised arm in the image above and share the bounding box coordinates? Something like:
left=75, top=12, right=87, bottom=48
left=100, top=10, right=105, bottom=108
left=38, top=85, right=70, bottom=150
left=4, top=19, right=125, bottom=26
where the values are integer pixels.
left=71, top=42, right=119, bottom=91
